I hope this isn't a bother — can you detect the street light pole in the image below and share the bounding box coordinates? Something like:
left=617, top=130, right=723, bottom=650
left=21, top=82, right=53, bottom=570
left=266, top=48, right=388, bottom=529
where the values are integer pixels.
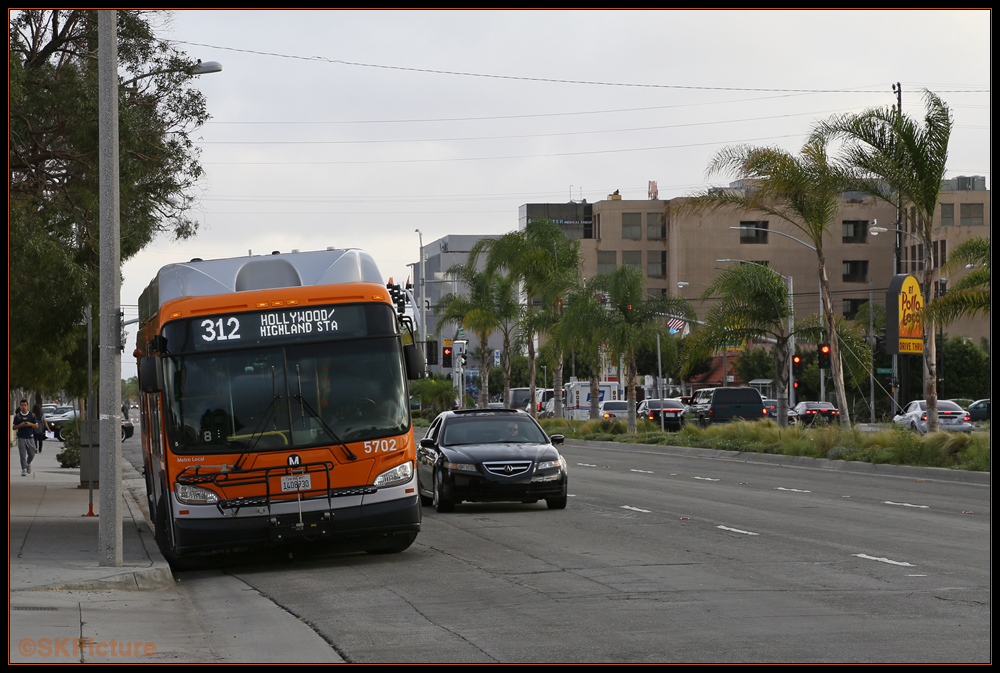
left=415, top=229, right=426, bottom=361
left=98, top=10, right=122, bottom=567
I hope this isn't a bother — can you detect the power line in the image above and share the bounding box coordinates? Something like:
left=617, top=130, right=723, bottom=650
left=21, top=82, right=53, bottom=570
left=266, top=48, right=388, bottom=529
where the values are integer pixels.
left=174, top=40, right=990, bottom=95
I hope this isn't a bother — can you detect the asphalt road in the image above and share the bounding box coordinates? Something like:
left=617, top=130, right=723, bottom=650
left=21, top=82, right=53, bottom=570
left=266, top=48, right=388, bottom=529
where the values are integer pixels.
left=134, top=438, right=989, bottom=663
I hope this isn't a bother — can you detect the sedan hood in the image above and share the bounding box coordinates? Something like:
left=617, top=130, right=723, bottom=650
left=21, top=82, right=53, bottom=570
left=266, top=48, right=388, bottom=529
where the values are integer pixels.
left=442, top=442, right=558, bottom=463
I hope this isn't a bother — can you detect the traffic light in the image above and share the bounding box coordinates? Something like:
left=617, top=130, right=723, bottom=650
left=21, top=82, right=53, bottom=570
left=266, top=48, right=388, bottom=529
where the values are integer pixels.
left=818, top=344, right=831, bottom=369
left=792, top=353, right=803, bottom=377
left=442, top=346, right=453, bottom=368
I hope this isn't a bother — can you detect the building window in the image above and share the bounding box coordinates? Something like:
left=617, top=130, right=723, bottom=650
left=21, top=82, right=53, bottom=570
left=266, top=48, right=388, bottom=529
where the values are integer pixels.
left=842, top=260, right=869, bottom=283
left=741, top=260, right=769, bottom=268
left=843, top=298, right=866, bottom=320
left=597, top=251, right=616, bottom=275
left=622, top=250, right=642, bottom=270
left=842, top=220, right=868, bottom=244
left=960, top=203, right=984, bottom=226
left=622, top=213, right=642, bottom=239
left=646, top=212, right=666, bottom=239
left=647, top=251, right=666, bottom=277
left=739, top=221, right=768, bottom=244
left=940, top=203, right=954, bottom=227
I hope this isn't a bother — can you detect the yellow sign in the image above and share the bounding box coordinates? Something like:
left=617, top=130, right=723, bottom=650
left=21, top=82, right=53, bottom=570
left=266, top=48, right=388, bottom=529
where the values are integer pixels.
left=896, top=275, right=924, bottom=354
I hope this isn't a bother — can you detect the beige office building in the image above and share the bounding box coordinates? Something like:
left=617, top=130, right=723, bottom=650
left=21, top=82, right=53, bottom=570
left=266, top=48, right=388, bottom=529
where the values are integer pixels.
left=528, top=178, right=989, bottom=345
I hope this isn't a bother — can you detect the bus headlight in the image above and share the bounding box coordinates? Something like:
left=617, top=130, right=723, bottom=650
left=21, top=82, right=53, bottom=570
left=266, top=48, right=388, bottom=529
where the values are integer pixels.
left=174, top=483, right=219, bottom=505
left=373, top=461, right=413, bottom=489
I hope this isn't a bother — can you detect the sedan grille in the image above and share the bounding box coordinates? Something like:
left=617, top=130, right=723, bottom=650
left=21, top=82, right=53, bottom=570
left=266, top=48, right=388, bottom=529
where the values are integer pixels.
left=482, top=461, right=533, bottom=478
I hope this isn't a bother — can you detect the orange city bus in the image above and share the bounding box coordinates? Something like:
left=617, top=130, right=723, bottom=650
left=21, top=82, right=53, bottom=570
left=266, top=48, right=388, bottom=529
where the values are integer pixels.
left=135, top=248, right=424, bottom=563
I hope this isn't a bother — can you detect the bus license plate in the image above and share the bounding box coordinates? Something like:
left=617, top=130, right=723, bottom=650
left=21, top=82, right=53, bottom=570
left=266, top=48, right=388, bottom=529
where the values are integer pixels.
left=281, top=474, right=311, bottom=492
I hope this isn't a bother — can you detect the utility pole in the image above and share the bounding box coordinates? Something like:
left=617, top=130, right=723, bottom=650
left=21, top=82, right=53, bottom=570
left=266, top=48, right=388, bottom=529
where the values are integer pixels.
left=98, top=10, right=123, bottom=567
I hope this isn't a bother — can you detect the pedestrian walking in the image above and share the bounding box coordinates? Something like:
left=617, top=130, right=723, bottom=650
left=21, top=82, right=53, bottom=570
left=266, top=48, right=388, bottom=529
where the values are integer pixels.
left=13, top=400, right=37, bottom=476
left=32, top=403, right=50, bottom=454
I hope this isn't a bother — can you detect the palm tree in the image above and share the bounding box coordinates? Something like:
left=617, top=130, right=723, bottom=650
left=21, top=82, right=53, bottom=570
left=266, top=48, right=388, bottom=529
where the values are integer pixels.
left=594, top=265, right=692, bottom=433
left=925, top=236, right=989, bottom=325
left=437, top=264, right=517, bottom=408
left=559, top=277, right=609, bottom=419
left=469, top=219, right=580, bottom=417
left=684, top=138, right=854, bottom=426
left=690, top=262, right=796, bottom=427
left=813, top=89, right=952, bottom=431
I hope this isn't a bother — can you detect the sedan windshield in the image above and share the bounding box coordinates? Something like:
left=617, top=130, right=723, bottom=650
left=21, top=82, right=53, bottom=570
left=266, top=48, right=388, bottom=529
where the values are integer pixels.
left=441, top=417, right=549, bottom=446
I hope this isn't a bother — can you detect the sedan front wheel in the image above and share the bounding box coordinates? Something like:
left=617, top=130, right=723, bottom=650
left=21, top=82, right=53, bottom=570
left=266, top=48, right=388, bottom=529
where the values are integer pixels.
left=433, top=469, right=454, bottom=513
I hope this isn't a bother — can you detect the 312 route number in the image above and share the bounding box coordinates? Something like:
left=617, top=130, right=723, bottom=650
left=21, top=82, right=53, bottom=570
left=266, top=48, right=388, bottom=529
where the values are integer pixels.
left=201, top=317, right=241, bottom=342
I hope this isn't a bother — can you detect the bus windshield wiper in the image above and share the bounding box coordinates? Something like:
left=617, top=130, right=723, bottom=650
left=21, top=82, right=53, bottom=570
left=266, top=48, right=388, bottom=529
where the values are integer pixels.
left=234, top=366, right=281, bottom=470
left=293, top=365, right=356, bottom=461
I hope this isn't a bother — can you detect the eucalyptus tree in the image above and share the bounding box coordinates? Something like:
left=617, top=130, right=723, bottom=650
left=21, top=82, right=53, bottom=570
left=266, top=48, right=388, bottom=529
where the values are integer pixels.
left=594, top=265, right=692, bottom=433
left=469, top=220, right=580, bottom=417
left=690, top=262, right=796, bottom=427
left=685, top=138, right=853, bottom=426
left=813, top=89, right=952, bottom=431
left=10, top=10, right=210, bottom=392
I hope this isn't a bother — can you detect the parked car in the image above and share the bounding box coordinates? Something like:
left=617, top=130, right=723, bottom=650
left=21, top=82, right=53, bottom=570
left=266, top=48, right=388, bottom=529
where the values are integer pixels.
left=684, top=387, right=766, bottom=427
left=791, top=401, right=841, bottom=425
left=637, top=399, right=686, bottom=430
left=527, top=389, right=555, bottom=416
left=47, top=409, right=80, bottom=441
left=416, top=409, right=568, bottom=512
left=48, top=409, right=134, bottom=442
left=894, top=400, right=972, bottom=434
left=966, top=399, right=990, bottom=423
left=599, top=400, right=629, bottom=419
left=762, top=399, right=797, bottom=423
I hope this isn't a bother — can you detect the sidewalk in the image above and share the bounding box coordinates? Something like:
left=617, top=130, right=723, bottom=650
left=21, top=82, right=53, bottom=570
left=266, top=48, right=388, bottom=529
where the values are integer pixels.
left=9, top=436, right=342, bottom=663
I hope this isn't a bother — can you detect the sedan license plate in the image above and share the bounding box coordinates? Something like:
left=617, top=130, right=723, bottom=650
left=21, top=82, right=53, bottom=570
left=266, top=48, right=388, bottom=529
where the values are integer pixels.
left=281, top=474, right=311, bottom=492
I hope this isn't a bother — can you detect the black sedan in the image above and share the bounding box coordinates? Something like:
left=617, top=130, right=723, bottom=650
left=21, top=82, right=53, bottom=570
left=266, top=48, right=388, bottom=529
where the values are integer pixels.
left=417, top=409, right=568, bottom=512
left=638, top=399, right=686, bottom=430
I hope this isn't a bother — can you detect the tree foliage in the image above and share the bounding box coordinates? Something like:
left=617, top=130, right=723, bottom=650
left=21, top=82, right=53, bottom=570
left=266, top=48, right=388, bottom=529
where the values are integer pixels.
left=470, top=219, right=580, bottom=417
left=436, top=264, right=518, bottom=407
left=593, top=265, right=692, bottom=433
left=684, top=139, right=854, bottom=426
left=686, top=262, right=795, bottom=426
left=813, top=89, right=953, bottom=431
left=9, top=10, right=210, bottom=392
left=926, top=236, right=990, bottom=324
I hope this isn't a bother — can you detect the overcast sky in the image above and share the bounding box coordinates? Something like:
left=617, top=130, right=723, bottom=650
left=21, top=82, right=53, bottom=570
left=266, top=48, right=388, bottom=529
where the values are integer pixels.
left=120, top=9, right=990, bottom=375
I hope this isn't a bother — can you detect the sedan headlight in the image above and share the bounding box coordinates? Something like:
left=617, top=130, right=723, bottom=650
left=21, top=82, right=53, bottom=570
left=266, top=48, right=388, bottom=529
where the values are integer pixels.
left=174, top=484, right=219, bottom=505
left=373, top=461, right=413, bottom=488
left=443, top=461, right=477, bottom=473
left=537, top=454, right=566, bottom=471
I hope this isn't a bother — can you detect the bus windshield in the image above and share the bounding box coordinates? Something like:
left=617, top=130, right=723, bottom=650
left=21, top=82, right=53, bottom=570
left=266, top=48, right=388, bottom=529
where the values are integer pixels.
left=162, top=336, right=409, bottom=453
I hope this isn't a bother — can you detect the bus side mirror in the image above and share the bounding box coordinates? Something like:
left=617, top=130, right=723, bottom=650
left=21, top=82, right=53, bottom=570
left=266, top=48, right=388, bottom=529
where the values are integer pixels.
left=403, top=343, right=426, bottom=380
left=138, top=356, right=163, bottom=393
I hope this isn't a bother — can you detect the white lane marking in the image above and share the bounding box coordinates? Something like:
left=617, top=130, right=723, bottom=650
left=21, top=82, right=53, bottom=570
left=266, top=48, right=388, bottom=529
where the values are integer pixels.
left=884, top=501, right=929, bottom=509
left=630, top=469, right=654, bottom=474
left=717, top=525, right=759, bottom=536
left=852, top=553, right=914, bottom=566
left=621, top=505, right=651, bottom=513
left=775, top=487, right=812, bottom=493
left=577, top=463, right=597, bottom=467
left=693, top=476, right=719, bottom=481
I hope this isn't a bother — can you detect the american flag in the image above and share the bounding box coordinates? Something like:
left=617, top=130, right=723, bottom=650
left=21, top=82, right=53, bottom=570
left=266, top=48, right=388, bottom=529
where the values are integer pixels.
left=667, top=317, right=686, bottom=334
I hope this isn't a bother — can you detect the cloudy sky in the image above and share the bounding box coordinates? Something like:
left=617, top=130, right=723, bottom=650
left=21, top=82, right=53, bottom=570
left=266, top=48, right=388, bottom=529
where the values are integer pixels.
left=120, top=9, right=990, bottom=373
